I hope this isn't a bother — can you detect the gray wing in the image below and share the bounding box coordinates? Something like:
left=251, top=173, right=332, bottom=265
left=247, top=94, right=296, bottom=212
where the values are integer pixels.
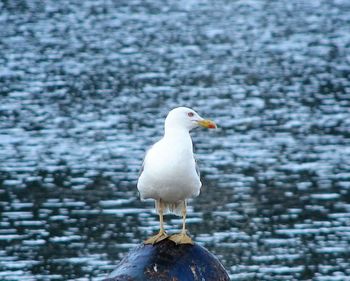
left=138, top=146, right=153, bottom=199
left=139, top=152, right=147, bottom=177
left=139, top=145, right=153, bottom=177
left=195, top=157, right=200, bottom=178
left=139, top=161, right=145, bottom=177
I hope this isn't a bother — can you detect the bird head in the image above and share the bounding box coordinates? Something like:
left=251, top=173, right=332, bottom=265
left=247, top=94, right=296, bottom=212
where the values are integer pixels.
left=164, top=107, right=217, bottom=131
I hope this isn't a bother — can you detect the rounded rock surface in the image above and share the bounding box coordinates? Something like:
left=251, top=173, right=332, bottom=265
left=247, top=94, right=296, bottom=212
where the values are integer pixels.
left=103, top=239, right=230, bottom=281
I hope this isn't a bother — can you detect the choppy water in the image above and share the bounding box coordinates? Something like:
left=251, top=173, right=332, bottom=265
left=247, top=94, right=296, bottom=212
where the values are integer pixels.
left=1, top=0, right=350, bottom=280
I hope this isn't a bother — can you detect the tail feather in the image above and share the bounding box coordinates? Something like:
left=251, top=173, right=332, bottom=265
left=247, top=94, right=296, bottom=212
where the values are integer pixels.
left=163, top=202, right=183, bottom=216
left=156, top=200, right=183, bottom=216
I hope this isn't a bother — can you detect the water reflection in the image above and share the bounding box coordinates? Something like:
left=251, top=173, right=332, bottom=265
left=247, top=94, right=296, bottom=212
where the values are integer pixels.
left=1, top=0, right=350, bottom=280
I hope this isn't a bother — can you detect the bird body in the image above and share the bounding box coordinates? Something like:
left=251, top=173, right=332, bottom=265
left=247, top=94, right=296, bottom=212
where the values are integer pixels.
left=137, top=107, right=216, bottom=244
left=138, top=127, right=201, bottom=205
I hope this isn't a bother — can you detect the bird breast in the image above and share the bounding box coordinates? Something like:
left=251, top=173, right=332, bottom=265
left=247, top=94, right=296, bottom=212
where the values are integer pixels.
left=138, top=137, right=202, bottom=202
left=147, top=140, right=197, bottom=181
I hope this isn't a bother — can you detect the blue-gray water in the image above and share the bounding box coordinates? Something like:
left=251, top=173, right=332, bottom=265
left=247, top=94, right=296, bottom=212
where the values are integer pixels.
left=1, top=0, right=350, bottom=280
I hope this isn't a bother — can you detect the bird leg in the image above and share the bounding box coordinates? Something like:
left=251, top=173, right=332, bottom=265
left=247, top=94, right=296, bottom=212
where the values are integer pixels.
left=144, top=199, right=168, bottom=245
left=169, top=201, right=194, bottom=245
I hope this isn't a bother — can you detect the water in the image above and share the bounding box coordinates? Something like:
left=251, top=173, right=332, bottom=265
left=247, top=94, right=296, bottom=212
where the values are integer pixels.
left=1, top=0, right=350, bottom=280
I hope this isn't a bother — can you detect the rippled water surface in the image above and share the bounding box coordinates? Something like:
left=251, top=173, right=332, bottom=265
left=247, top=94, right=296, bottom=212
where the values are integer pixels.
left=1, top=0, right=350, bottom=280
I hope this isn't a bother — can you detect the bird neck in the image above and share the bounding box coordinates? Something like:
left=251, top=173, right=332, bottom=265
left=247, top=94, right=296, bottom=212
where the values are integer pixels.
left=163, top=127, right=193, bottom=146
left=164, top=126, right=190, bottom=137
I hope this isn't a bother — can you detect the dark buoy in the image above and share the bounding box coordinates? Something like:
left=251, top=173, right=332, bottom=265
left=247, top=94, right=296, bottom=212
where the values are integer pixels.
left=103, top=238, right=230, bottom=281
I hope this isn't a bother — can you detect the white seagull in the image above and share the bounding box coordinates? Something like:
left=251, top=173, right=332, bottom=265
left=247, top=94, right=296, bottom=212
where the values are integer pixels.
left=137, top=107, right=217, bottom=245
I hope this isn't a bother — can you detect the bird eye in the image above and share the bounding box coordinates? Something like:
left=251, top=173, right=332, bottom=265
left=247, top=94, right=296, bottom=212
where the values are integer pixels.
left=187, top=112, right=194, bottom=117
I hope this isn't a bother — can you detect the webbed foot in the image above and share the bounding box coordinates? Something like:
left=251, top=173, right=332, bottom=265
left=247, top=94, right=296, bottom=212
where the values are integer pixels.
left=169, top=232, right=194, bottom=245
left=144, top=230, right=168, bottom=245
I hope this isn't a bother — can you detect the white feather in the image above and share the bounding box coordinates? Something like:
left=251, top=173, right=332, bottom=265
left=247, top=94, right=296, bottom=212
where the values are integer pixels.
left=137, top=107, right=203, bottom=215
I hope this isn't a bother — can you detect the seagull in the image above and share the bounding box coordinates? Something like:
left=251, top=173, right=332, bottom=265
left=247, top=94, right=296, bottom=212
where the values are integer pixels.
left=137, top=107, right=217, bottom=245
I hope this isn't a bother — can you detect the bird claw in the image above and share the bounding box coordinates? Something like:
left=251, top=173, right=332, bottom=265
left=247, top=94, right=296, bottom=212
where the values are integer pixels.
left=169, top=232, right=194, bottom=245
left=144, top=230, right=168, bottom=245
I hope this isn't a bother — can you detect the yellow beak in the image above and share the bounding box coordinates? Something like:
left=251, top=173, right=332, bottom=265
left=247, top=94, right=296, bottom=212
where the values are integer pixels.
left=197, top=119, right=217, bottom=129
